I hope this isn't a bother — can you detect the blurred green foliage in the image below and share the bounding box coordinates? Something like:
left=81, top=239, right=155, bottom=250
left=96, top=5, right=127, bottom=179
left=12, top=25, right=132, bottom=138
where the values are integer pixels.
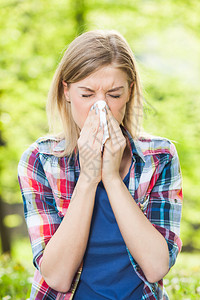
left=164, top=253, right=200, bottom=299
left=0, top=255, right=32, bottom=300
left=0, top=0, right=200, bottom=253
left=0, top=237, right=33, bottom=300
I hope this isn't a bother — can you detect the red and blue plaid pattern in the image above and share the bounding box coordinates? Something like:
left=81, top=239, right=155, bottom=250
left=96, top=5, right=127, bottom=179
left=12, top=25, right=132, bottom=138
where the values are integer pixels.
left=18, top=126, right=183, bottom=300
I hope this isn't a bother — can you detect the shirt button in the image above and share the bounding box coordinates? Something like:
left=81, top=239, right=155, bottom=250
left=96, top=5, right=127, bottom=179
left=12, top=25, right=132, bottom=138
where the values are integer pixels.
left=135, top=266, right=140, bottom=272
left=139, top=203, right=144, bottom=211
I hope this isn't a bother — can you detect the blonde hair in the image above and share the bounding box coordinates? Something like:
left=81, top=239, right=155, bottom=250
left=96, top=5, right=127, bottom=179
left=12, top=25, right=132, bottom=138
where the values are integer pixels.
left=47, top=29, right=143, bottom=158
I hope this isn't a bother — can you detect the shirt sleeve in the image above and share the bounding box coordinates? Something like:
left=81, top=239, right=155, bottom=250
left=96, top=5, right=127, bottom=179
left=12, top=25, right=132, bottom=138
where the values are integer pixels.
left=146, top=142, right=183, bottom=270
left=18, top=142, right=62, bottom=271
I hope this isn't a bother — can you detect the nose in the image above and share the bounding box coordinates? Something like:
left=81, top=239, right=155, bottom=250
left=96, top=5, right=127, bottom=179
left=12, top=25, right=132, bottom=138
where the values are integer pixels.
left=95, top=95, right=108, bottom=105
left=96, top=97, right=110, bottom=111
left=96, top=96, right=107, bottom=103
left=94, top=91, right=108, bottom=103
left=90, top=99, right=109, bottom=112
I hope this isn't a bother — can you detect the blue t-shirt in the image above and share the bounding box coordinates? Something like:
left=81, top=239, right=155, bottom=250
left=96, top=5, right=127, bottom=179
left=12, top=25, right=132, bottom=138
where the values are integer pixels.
left=74, top=158, right=144, bottom=299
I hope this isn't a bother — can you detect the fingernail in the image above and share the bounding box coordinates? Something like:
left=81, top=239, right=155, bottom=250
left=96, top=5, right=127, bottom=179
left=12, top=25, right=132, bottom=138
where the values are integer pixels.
left=106, top=107, right=110, bottom=113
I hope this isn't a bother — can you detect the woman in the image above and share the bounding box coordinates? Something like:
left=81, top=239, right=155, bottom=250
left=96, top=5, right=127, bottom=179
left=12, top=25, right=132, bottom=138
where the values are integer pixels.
left=18, top=30, right=183, bottom=300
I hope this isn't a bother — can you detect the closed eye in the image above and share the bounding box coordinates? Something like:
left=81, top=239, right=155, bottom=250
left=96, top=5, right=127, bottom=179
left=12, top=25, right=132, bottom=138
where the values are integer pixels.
left=81, top=94, right=93, bottom=98
left=81, top=94, right=121, bottom=98
left=109, top=95, right=121, bottom=98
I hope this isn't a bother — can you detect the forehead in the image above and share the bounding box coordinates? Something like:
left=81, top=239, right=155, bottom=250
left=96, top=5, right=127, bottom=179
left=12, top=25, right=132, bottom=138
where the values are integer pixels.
left=74, top=66, right=128, bottom=89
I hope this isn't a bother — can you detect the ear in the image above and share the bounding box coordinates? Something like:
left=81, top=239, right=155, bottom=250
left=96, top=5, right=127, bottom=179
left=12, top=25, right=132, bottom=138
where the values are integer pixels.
left=62, top=80, right=70, bottom=102
left=129, top=81, right=134, bottom=93
left=127, top=81, right=134, bottom=103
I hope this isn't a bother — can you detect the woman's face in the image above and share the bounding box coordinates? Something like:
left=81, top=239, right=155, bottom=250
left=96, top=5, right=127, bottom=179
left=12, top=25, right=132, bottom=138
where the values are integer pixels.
left=63, top=65, right=133, bottom=130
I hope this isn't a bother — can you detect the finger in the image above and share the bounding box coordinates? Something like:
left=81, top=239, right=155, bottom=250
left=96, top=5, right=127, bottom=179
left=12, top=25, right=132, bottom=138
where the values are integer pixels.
left=107, top=109, right=124, bottom=145
left=106, top=110, right=118, bottom=146
left=107, top=109, right=120, bottom=134
left=84, top=109, right=96, bottom=127
left=94, top=123, right=104, bottom=150
left=106, top=108, right=119, bottom=126
left=80, top=109, right=100, bottom=137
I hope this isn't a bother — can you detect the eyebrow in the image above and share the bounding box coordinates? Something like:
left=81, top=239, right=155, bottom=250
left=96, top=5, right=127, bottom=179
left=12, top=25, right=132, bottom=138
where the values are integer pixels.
left=78, top=86, right=124, bottom=92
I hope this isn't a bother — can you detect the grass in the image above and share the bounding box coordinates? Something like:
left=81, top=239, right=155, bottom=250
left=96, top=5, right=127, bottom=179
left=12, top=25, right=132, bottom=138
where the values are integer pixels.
left=0, top=238, right=33, bottom=300
left=0, top=254, right=32, bottom=300
left=0, top=238, right=200, bottom=299
left=164, top=253, right=200, bottom=299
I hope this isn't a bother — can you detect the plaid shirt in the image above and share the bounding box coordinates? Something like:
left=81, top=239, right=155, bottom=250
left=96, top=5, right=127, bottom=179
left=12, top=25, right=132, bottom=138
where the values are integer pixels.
left=18, top=125, right=183, bottom=300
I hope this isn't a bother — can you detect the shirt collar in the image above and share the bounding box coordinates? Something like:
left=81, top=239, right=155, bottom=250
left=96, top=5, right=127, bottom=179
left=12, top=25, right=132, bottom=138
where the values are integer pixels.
left=53, top=139, right=66, bottom=152
left=120, top=125, right=145, bottom=163
left=53, top=125, right=145, bottom=163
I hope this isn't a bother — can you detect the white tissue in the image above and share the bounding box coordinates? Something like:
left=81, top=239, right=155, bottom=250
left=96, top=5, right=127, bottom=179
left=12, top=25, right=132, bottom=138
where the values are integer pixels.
left=90, top=100, right=109, bottom=152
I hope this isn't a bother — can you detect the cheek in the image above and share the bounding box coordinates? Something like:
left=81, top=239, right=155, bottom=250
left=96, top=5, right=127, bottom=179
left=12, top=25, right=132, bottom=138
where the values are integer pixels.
left=110, top=103, right=126, bottom=124
left=71, top=98, right=92, bottom=129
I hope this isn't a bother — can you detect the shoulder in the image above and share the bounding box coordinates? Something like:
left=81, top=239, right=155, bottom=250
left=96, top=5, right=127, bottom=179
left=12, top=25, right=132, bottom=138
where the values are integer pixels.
left=18, top=136, right=66, bottom=170
left=36, top=136, right=66, bottom=155
left=22, top=135, right=65, bottom=156
left=123, top=126, right=179, bottom=160
left=137, top=133, right=178, bottom=159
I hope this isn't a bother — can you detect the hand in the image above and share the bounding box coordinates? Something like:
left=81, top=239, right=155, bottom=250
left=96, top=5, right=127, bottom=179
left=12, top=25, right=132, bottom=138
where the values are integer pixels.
left=78, top=109, right=103, bottom=185
left=102, top=108, right=126, bottom=185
